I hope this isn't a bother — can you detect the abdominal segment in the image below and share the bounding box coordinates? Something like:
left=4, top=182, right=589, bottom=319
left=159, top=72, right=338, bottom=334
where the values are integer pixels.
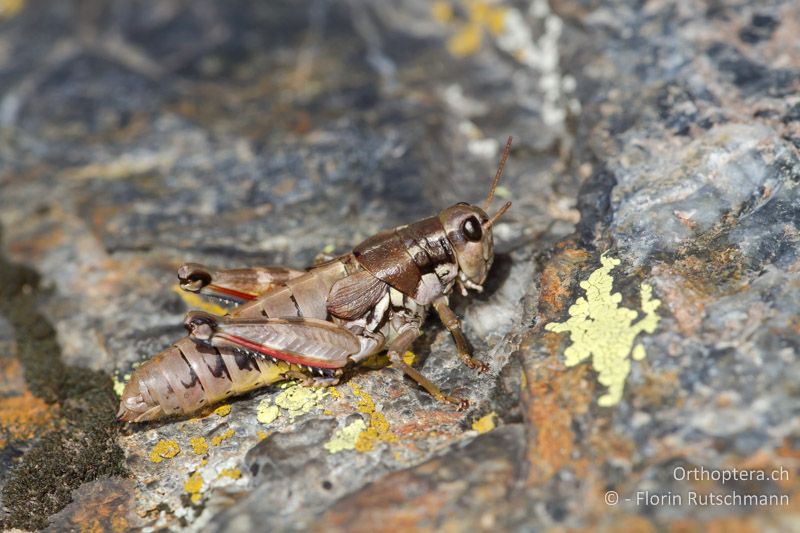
left=118, top=337, right=293, bottom=422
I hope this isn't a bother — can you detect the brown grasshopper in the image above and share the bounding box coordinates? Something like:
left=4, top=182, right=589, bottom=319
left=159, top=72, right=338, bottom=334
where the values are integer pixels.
left=116, top=138, right=514, bottom=422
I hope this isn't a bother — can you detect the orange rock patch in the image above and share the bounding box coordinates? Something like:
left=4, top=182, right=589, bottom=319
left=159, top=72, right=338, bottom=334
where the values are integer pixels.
left=0, top=358, right=57, bottom=448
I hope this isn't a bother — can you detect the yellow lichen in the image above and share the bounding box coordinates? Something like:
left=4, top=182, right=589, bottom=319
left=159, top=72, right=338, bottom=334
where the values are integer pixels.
left=214, top=404, right=231, bottom=417
left=362, top=351, right=415, bottom=368
left=436, top=0, right=508, bottom=57
left=217, top=468, right=242, bottom=480
left=211, top=429, right=235, bottom=446
left=469, top=1, right=506, bottom=35
left=472, top=412, right=497, bottom=434
left=447, top=22, right=483, bottom=57
left=173, top=285, right=229, bottom=316
left=431, top=1, right=453, bottom=22
left=149, top=439, right=180, bottom=463
left=189, top=437, right=209, bottom=455
left=256, top=398, right=280, bottom=425
left=544, top=253, right=661, bottom=406
left=350, top=383, right=397, bottom=452
left=324, top=419, right=367, bottom=454
left=256, top=430, right=269, bottom=441
left=274, top=383, right=327, bottom=418
left=0, top=0, right=24, bottom=19
left=184, top=472, right=203, bottom=504
left=359, top=352, right=389, bottom=369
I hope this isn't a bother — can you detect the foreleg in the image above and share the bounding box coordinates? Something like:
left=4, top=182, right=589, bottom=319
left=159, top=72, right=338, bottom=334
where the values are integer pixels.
left=432, top=297, right=489, bottom=373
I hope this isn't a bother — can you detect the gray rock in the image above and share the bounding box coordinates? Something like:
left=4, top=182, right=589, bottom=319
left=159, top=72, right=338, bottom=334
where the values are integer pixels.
left=0, top=0, right=797, bottom=530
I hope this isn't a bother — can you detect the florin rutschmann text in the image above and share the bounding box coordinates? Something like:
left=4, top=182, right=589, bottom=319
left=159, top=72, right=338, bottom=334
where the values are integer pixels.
left=603, top=466, right=791, bottom=508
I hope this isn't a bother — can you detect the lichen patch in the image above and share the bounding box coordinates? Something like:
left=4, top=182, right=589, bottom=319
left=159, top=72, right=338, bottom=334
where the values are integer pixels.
left=256, top=398, right=280, bottom=425
left=544, top=253, right=661, bottom=406
left=433, top=1, right=508, bottom=57
left=210, top=429, right=235, bottom=446
left=216, top=468, right=242, bottom=480
left=471, top=412, right=497, bottom=434
left=274, top=383, right=327, bottom=418
left=350, top=383, right=397, bottom=452
left=189, top=437, right=209, bottom=456
left=149, top=440, right=180, bottom=463
left=184, top=472, right=203, bottom=504
left=213, top=404, right=231, bottom=417
left=324, top=418, right=367, bottom=454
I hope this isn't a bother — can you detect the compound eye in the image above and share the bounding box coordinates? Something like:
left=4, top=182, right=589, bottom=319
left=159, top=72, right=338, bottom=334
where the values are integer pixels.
left=462, top=216, right=482, bottom=242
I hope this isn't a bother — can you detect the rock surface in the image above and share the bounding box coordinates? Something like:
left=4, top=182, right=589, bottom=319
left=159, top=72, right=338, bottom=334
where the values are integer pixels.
left=0, top=0, right=798, bottom=530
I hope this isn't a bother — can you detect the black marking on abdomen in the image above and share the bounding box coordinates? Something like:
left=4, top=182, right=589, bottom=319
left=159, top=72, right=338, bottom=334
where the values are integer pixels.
left=179, top=351, right=203, bottom=390
left=207, top=350, right=232, bottom=381
left=234, top=351, right=257, bottom=371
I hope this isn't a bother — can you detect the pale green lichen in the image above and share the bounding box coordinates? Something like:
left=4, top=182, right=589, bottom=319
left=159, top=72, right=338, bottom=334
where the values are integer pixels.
left=112, top=372, right=127, bottom=397
left=256, top=398, right=280, bottom=425
left=324, top=419, right=367, bottom=453
left=254, top=383, right=327, bottom=426
left=274, top=384, right=327, bottom=418
left=544, top=253, right=661, bottom=406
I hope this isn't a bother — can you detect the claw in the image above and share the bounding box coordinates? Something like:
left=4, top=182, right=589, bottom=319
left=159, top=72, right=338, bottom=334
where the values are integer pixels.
left=438, top=393, right=469, bottom=410
left=462, top=355, right=489, bottom=373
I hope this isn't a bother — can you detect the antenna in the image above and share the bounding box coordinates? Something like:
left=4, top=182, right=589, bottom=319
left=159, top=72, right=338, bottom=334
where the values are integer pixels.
left=483, top=136, right=513, bottom=211
left=484, top=201, right=512, bottom=228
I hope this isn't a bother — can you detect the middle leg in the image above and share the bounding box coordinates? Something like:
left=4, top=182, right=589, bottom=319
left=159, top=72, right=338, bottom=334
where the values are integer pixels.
left=384, top=326, right=469, bottom=410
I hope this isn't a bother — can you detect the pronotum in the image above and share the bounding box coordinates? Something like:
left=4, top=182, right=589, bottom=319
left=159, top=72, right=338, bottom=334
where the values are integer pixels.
left=117, top=137, right=514, bottom=422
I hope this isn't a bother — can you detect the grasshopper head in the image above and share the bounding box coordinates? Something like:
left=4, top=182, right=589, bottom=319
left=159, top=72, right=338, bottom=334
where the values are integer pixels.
left=440, top=203, right=494, bottom=288
left=440, top=136, right=513, bottom=292
left=439, top=201, right=511, bottom=290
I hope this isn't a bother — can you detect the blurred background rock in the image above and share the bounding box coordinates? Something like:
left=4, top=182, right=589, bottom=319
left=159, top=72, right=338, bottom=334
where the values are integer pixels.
left=0, top=0, right=797, bottom=530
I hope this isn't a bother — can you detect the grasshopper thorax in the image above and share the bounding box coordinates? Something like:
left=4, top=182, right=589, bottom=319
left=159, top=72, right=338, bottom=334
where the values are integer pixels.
left=353, top=138, right=513, bottom=302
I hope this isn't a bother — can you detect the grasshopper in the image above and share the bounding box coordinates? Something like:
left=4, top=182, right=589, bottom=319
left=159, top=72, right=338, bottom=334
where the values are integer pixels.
left=116, top=138, right=514, bottom=422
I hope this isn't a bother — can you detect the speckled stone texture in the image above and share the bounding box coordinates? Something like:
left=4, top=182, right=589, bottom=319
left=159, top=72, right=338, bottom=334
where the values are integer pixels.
left=0, top=0, right=798, bottom=531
